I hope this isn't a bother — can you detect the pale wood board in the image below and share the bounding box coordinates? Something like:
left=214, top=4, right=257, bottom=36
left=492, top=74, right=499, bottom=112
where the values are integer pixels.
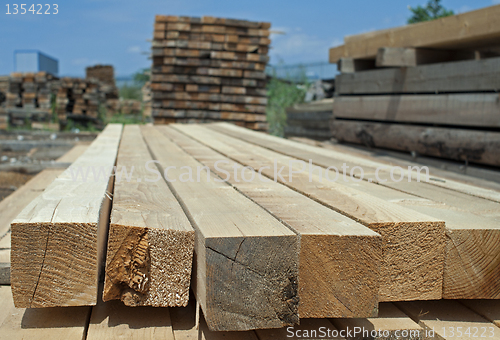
left=0, top=285, right=91, bottom=339
left=211, top=122, right=500, bottom=202
left=329, top=5, right=500, bottom=63
left=396, top=300, right=500, bottom=340
left=332, top=93, right=500, bottom=128
left=164, top=125, right=382, bottom=319
left=141, top=125, right=300, bottom=331
left=86, top=298, right=175, bottom=340
left=336, top=56, right=500, bottom=95
left=103, top=125, right=195, bottom=308
left=183, top=124, right=446, bottom=302
left=10, top=124, right=123, bottom=307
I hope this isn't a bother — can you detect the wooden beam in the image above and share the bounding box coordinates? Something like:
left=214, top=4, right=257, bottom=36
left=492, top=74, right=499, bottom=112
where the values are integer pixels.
left=330, top=120, right=500, bottom=167
left=0, top=285, right=91, bottom=339
left=140, top=125, right=299, bottom=331
left=461, top=300, right=500, bottom=328
left=198, top=124, right=447, bottom=302
left=0, top=144, right=90, bottom=285
left=10, top=124, right=123, bottom=308
left=332, top=94, right=500, bottom=128
left=337, top=58, right=376, bottom=73
left=336, top=56, right=500, bottom=95
left=329, top=4, right=500, bottom=63
left=163, top=125, right=382, bottom=319
left=208, top=123, right=500, bottom=299
left=102, top=125, right=195, bottom=307
left=375, top=47, right=476, bottom=67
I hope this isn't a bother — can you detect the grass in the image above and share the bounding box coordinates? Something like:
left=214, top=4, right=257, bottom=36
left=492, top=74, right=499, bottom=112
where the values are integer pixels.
left=266, top=74, right=308, bottom=137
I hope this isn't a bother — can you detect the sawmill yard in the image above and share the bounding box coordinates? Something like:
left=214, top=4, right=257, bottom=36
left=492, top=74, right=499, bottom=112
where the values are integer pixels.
left=1, top=2, right=500, bottom=339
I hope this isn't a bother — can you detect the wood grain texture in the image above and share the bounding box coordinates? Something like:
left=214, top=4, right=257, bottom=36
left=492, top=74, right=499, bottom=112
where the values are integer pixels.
left=329, top=5, right=500, bottom=63
left=10, top=124, right=122, bottom=307
left=0, top=285, right=90, bottom=339
left=141, top=125, right=299, bottom=331
left=86, top=298, right=175, bottom=340
left=163, top=125, right=382, bottom=319
left=103, top=125, right=195, bottom=307
left=461, top=300, right=500, bottom=328
left=211, top=123, right=500, bottom=300
left=332, top=94, right=500, bottom=128
left=191, top=124, right=446, bottom=302
left=336, top=56, right=500, bottom=94
left=330, top=120, right=500, bottom=167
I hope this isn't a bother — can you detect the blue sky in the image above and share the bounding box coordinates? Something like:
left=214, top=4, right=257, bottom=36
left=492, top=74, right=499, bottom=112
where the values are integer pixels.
left=1, top=0, right=498, bottom=77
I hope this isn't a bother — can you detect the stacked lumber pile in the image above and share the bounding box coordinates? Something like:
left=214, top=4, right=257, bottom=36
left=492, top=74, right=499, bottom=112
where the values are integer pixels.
left=5, top=121, right=500, bottom=334
left=55, top=77, right=105, bottom=125
left=329, top=5, right=500, bottom=167
left=0, top=76, right=7, bottom=129
left=4, top=72, right=58, bottom=127
left=85, top=64, right=119, bottom=101
left=285, top=98, right=333, bottom=140
left=151, top=15, right=271, bottom=130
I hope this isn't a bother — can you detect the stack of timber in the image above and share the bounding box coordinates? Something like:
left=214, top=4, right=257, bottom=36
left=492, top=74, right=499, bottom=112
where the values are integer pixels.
left=4, top=72, right=58, bottom=127
left=55, top=77, right=105, bottom=126
left=0, top=76, right=7, bottom=129
left=151, top=15, right=271, bottom=130
left=85, top=64, right=119, bottom=101
left=6, top=122, right=500, bottom=334
left=285, top=98, right=333, bottom=140
left=329, top=5, right=500, bottom=167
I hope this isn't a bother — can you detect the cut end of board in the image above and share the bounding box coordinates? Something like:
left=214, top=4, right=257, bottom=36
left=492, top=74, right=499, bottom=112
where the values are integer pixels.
left=103, top=224, right=195, bottom=307
left=203, top=235, right=300, bottom=331
left=298, top=234, right=381, bottom=319
left=443, top=228, right=500, bottom=299
left=371, top=220, right=446, bottom=302
left=11, top=222, right=99, bottom=308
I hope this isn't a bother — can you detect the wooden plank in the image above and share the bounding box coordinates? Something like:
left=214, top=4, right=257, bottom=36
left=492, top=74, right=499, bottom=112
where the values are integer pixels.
left=10, top=124, right=123, bottom=308
left=329, top=5, right=500, bottom=63
left=86, top=299, right=175, bottom=339
left=0, top=285, right=91, bottom=339
left=163, top=125, right=382, bottom=319
left=461, top=300, right=500, bottom=328
left=375, top=47, right=476, bottom=67
left=102, top=125, right=195, bottom=307
left=140, top=125, right=299, bottom=331
left=337, top=58, right=376, bottom=73
left=330, top=120, right=500, bottom=167
left=336, top=56, right=500, bottom=94
left=332, top=94, right=500, bottom=128
left=210, top=123, right=500, bottom=300
left=395, top=300, right=500, bottom=340
left=192, top=124, right=447, bottom=302
left=331, top=303, right=424, bottom=340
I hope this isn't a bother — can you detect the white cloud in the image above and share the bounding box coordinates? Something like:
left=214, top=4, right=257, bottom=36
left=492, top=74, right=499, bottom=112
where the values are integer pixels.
left=270, top=27, right=337, bottom=64
left=127, top=46, right=141, bottom=53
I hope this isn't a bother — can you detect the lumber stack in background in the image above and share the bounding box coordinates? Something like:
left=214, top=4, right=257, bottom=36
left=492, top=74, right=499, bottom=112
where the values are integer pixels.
left=151, top=15, right=271, bottom=131
left=284, top=98, right=333, bottom=140
left=328, top=6, right=500, bottom=167
left=4, top=72, right=58, bottom=128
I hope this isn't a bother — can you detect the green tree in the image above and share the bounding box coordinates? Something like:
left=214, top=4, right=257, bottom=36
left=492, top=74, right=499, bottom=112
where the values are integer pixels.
left=408, top=0, right=454, bottom=24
